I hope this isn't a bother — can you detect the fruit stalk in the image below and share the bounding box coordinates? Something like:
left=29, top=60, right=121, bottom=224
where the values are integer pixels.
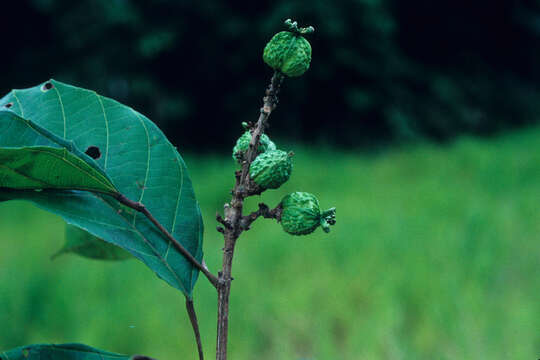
left=215, top=71, right=282, bottom=360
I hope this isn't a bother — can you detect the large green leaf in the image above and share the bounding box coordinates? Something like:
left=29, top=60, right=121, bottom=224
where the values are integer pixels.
left=0, top=343, right=153, bottom=360
left=0, top=110, right=116, bottom=194
left=0, top=80, right=203, bottom=297
left=0, top=146, right=117, bottom=194
left=0, top=112, right=126, bottom=261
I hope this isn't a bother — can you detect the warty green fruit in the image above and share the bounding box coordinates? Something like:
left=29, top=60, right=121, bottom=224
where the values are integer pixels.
left=249, top=150, right=292, bottom=189
left=263, top=31, right=312, bottom=77
left=232, top=131, right=276, bottom=161
left=280, top=192, right=336, bottom=235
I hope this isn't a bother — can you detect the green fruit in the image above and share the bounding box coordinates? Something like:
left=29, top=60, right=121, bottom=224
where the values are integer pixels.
left=232, top=131, right=276, bottom=161
left=280, top=192, right=336, bottom=235
left=263, top=31, right=312, bottom=77
left=249, top=150, right=292, bottom=189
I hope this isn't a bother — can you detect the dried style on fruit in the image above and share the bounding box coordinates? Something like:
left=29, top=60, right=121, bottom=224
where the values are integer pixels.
left=280, top=192, right=336, bottom=235
left=249, top=150, right=292, bottom=189
left=232, top=131, right=276, bottom=161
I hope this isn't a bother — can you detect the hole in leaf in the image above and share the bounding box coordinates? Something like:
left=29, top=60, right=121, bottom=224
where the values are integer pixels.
left=85, top=146, right=101, bottom=160
left=4, top=102, right=13, bottom=108
left=41, top=82, right=54, bottom=91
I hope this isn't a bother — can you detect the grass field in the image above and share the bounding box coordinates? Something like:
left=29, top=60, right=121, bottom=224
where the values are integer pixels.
left=1, top=128, right=539, bottom=360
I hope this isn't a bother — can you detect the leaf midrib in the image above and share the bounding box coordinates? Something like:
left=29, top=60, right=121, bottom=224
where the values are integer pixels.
left=92, top=193, right=187, bottom=293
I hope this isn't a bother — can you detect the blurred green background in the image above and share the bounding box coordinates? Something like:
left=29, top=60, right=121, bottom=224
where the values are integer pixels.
left=1, top=130, right=540, bottom=359
left=1, top=0, right=540, bottom=359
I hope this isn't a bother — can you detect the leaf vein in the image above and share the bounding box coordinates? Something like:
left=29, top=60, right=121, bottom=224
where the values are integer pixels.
left=93, top=194, right=187, bottom=293
left=11, top=90, right=24, bottom=117
left=52, top=85, right=67, bottom=139
left=170, top=151, right=184, bottom=233
left=95, top=92, right=110, bottom=170
left=19, top=147, right=116, bottom=193
left=130, top=110, right=151, bottom=227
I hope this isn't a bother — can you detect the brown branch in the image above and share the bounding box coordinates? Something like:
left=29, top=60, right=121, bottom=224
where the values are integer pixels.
left=114, top=193, right=220, bottom=288
left=216, top=212, right=232, bottom=229
left=186, top=298, right=205, bottom=360
left=215, top=71, right=283, bottom=360
left=239, top=203, right=282, bottom=231
left=239, top=73, right=283, bottom=187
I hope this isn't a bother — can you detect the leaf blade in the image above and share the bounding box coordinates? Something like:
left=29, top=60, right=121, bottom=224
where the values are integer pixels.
left=0, top=343, right=151, bottom=360
left=0, top=80, right=204, bottom=296
left=52, top=224, right=132, bottom=261
left=0, top=146, right=117, bottom=194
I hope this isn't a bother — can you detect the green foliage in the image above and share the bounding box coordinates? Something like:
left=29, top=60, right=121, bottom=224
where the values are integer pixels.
left=52, top=225, right=132, bottom=261
left=0, top=343, right=135, bottom=360
left=2, top=129, right=539, bottom=359
left=280, top=192, right=335, bottom=235
left=0, top=80, right=203, bottom=298
left=249, top=149, right=292, bottom=189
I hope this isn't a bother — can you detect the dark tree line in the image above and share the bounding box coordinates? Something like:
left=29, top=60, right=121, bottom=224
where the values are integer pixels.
left=2, top=0, right=540, bottom=150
